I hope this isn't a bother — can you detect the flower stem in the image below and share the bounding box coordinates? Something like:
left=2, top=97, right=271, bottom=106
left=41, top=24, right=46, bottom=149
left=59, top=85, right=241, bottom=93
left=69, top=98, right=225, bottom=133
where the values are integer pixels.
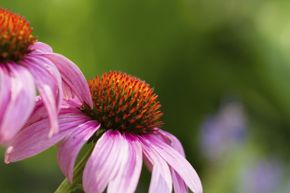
left=54, top=179, right=80, bottom=193
left=54, top=143, right=93, bottom=193
left=54, top=129, right=105, bottom=193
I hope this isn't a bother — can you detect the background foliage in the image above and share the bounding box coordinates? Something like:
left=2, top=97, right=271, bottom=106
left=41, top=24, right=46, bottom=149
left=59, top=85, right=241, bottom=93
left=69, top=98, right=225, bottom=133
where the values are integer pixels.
left=1, top=0, right=290, bottom=192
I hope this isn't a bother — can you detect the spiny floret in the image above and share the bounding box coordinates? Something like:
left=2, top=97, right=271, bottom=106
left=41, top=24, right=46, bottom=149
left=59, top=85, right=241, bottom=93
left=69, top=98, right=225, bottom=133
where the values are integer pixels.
left=87, top=71, right=163, bottom=134
left=0, top=9, right=36, bottom=62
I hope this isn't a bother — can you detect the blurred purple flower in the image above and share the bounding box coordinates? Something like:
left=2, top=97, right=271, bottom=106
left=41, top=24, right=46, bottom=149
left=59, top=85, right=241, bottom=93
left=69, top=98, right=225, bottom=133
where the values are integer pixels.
left=239, top=159, right=283, bottom=193
left=5, top=72, right=202, bottom=193
left=200, top=101, right=247, bottom=161
left=0, top=9, right=91, bottom=144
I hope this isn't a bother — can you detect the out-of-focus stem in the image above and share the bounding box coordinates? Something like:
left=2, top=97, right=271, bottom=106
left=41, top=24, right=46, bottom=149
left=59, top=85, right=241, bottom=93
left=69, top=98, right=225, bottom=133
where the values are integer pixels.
left=54, top=128, right=106, bottom=193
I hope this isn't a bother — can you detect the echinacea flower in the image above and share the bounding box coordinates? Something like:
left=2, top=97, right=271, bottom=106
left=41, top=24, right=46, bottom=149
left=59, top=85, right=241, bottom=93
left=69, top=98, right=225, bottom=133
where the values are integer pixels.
left=5, top=72, right=203, bottom=193
left=0, top=9, right=91, bottom=143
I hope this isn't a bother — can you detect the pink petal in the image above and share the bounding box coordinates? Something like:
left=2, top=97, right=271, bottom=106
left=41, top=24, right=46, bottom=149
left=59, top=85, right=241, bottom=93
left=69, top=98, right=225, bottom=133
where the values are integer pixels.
left=159, top=130, right=185, bottom=156
left=83, top=131, right=129, bottom=193
left=141, top=137, right=172, bottom=193
left=159, top=130, right=188, bottom=193
left=23, top=96, right=48, bottom=127
left=0, top=67, right=12, bottom=125
left=44, top=53, right=93, bottom=107
left=22, top=55, right=63, bottom=136
left=57, top=121, right=100, bottom=182
left=171, top=171, right=189, bottom=193
left=29, top=42, right=53, bottom=54
left=0, top=64, right=36, bottom=143
left=5, top=107, right=90, bottom=163
left=107, top=135, right=143, bottom=193
left=146, top=135, right=203, bottom=193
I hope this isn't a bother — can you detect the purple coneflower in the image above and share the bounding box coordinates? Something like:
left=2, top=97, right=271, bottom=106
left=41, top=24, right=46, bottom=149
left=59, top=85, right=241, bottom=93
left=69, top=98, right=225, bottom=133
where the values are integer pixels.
left=5, top=72, right=202, bottom=193
left=0, top=9, right=91, bottom=143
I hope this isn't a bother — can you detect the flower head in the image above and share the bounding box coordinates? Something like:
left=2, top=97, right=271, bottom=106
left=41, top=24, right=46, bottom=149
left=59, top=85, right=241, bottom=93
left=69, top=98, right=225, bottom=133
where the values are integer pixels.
left=0, top=9, right=36, bottom=62
left=5, top=72, right=202, bottom=193
left=84, top=71, right=163, bottom=134
left=0, top=9, right=91, bottom=143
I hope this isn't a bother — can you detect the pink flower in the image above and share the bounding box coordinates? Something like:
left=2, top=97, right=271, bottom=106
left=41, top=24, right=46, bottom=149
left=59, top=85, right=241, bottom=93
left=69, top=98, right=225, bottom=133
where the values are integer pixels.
left=0, top=9, right=91, bottom=143
left=5, top=72, right=202, bottom=193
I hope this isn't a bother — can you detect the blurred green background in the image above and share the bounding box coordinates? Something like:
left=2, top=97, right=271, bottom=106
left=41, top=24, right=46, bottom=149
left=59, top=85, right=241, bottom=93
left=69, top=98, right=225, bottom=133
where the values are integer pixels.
left=1, top=0, right=290, bottom=192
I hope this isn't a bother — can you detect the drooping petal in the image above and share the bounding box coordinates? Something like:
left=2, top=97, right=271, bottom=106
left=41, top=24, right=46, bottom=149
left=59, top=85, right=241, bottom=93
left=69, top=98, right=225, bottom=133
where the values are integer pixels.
left=23, top=96, right=48, bottom=127
left=57, top=121, right=100, bottom=182
left=29, top=41, right=92, bottom=106
left=0, top=64, right=36, bottom=143
left=141, top=136, right=172, bottom=193
left=107, top=135, right=143, bottom=193
left=83, top=131, right=129, bottom=193
left=43, top=53, right=93, bottom=107
left=21, top=55, right=63, bottom=136
left=159, top=130, right=188, bottom=193
left=146, top=134, right=203, bottom=193
left=5, top=105, right=90, bottom=163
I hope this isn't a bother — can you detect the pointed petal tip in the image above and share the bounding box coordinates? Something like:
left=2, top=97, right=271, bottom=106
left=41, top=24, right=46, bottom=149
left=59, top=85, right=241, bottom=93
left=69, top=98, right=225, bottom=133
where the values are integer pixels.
left=198, top=181, right=203, bottom=193
left=4, top=157, right=11, bottom=164
left=67, top=177, right=73, bottom=184
left=195, top=186, right=203, bottom=193
left=4, top=146, right=13, bottom=164
left=64, top=175, right=73, bottom=184
left=48, top=126, right=59, bottom=138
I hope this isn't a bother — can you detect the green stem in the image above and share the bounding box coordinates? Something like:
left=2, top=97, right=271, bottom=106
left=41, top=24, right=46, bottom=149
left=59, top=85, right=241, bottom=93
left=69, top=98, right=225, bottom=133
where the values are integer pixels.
left=54, top=144, right=93, bottom=193
left=54, top=129, right=105, bottom=193
left=54, top=179, right=80, bottom=193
